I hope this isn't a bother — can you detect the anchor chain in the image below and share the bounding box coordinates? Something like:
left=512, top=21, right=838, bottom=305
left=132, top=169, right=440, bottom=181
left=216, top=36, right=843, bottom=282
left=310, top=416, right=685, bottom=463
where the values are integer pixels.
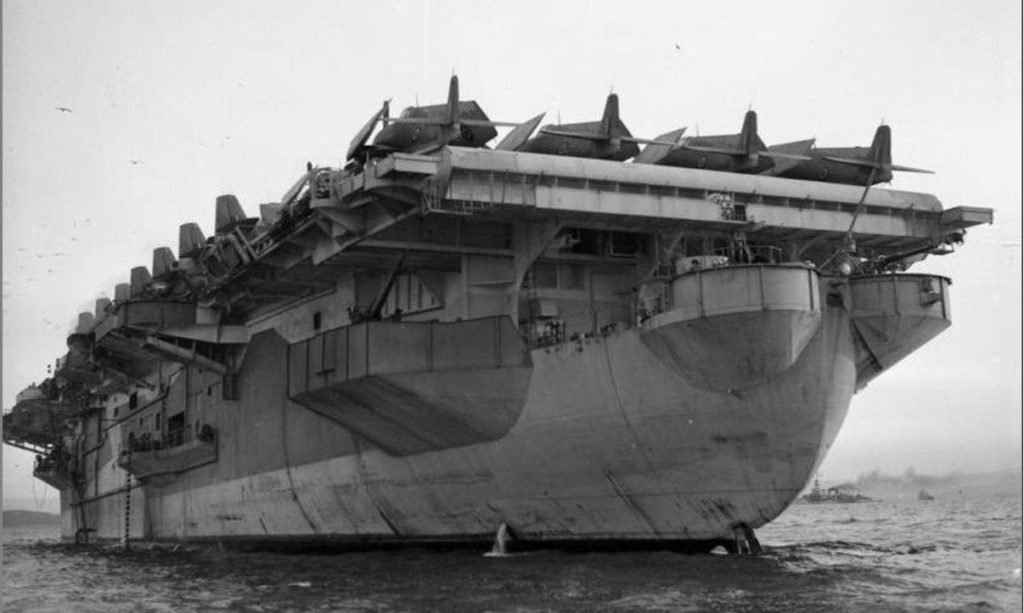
left=122, top=448, right=132, bottom=551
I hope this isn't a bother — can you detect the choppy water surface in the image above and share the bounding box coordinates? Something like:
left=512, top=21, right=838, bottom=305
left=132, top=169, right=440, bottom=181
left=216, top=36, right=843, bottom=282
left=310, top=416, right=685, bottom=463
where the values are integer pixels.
left=5, top=495, right=1021, bottom=612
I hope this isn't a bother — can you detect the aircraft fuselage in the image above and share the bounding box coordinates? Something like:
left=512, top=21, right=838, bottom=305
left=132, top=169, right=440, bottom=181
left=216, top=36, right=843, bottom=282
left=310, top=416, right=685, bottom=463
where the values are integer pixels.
left=775, top=147, right=892, bottom=185
left=654, top=146, right=772, bottom=173
left=519, top=122, right=639, bottom=161
left=372, top=103, right=498, bottom=154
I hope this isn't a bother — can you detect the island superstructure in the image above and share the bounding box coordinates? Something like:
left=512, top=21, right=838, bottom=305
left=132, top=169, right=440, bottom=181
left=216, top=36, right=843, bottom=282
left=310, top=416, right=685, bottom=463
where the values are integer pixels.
left=3, top=80, right=992, bottom=551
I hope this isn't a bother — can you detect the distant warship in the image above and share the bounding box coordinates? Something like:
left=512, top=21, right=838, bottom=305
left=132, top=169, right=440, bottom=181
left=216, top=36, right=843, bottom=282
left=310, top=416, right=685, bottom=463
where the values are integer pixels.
left=802, top=479, right=872, bottom=503
left=4, top=77, right=991, bottom=552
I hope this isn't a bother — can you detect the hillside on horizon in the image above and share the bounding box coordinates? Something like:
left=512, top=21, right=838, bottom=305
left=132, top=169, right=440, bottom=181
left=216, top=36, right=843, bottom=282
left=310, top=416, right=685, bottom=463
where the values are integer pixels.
left=3, top=497, right=61, bottom=515
left=851, top=466, right=1022, bottom=499
left=3, top=509, right=61, bottom=528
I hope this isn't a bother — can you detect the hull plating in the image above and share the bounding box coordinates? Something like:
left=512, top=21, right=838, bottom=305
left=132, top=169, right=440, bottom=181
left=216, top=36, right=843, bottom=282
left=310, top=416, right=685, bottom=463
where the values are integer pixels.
left=63, top=301, right=856, bottom=544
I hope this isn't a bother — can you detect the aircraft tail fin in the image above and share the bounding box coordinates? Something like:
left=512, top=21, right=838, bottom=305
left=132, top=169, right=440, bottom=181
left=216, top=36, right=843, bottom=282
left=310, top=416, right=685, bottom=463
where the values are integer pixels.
left=152, top=247, right=177, bottom=279
left=867, top=124, right=932, bottom=173
left=740, top=110, right=759, bottom=153
left=215, top=194, right=247, bottom=234
left=178, top=223, right=207, bottom=258
left=868, top=124, right=892, bottom=166
left=447, top=75, right=461, bottom=126
left=600, top=93, right=622, bottom=140
left=130, top=266, right=152, bottom=298
left=825, top=125, right=932, bottom=177
left=677, top=110, right=771, bottom=159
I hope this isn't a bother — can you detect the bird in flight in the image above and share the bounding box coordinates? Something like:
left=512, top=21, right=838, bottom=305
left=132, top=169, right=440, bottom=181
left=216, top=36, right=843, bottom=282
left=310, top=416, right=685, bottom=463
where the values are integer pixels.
left=129, top=160, right=144, bottom=165
left=55, top=106, right=73, bottom=113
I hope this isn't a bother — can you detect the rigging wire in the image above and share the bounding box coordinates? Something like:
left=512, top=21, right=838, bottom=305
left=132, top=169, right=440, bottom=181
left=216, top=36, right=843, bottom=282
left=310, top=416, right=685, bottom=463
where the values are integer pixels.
left=818, top=165, right=879, bottom=272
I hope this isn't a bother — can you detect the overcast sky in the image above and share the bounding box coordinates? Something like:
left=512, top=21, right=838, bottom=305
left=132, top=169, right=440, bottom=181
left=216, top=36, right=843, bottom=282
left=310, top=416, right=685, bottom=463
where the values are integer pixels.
left=3, top=0, right=1021, bottom=503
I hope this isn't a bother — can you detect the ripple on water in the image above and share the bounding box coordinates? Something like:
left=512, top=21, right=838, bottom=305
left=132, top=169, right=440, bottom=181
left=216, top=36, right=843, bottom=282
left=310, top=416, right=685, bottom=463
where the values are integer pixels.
left=4, top=497, right=1022, bottom=612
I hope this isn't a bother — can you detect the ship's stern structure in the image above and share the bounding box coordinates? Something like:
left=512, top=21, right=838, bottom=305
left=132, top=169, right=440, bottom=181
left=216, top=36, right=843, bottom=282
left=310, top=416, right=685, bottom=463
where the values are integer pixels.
left=3, top=145, right=990, bottom=548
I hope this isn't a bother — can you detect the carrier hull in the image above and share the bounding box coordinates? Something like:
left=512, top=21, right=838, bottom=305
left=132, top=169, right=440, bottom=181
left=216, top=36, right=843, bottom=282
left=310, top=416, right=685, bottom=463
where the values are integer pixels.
left=61, top=293, right=855, bottom=545
left=4, top=141, right=985, bottom=549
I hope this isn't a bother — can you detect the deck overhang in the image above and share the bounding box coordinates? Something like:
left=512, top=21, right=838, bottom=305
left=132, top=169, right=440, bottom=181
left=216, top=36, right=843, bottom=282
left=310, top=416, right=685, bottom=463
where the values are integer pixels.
left=328, top=148, right=991, bottom=252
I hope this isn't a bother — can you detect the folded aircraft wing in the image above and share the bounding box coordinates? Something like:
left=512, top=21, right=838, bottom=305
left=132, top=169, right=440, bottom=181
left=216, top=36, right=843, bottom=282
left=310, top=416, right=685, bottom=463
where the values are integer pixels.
left=539, top=127, right=683, bottom=146
left=758, top=139, right=816, bottom=175
left=496, top=113, right=546, bottom=151
left=346, top=101, right=390, bottom=161
left=539, top=127, right=608, bottom=140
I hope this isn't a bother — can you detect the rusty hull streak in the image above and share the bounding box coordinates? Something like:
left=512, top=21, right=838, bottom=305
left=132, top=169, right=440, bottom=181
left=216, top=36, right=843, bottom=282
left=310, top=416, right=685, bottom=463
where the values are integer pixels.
left=603, top=470, right=663, bottom=536
left=709, top=431, right=768, bottom=445
left=352, top=436, right=403, bottom=536
left=280, top=379, right=321, bottom=534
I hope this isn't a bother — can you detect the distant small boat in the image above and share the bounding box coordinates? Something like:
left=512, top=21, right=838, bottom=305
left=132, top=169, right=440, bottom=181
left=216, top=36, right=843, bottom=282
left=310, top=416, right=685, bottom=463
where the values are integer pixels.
left=918, top=489, right=935, bottom=501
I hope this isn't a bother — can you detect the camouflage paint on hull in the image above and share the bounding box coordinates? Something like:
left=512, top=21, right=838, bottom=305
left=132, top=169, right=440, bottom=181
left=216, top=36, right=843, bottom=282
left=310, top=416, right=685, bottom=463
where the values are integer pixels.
left=61, top=288, right=857, bottom=544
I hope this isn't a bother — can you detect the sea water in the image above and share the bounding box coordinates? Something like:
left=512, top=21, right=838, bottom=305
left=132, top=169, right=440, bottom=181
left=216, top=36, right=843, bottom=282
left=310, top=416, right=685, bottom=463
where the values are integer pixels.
left=4, top=494, right=1021, bottom=612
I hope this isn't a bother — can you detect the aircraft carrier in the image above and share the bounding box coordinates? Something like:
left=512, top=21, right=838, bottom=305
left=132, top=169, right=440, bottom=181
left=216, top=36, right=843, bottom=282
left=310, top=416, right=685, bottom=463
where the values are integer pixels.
left=3, top=80, right=992, bottom=551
